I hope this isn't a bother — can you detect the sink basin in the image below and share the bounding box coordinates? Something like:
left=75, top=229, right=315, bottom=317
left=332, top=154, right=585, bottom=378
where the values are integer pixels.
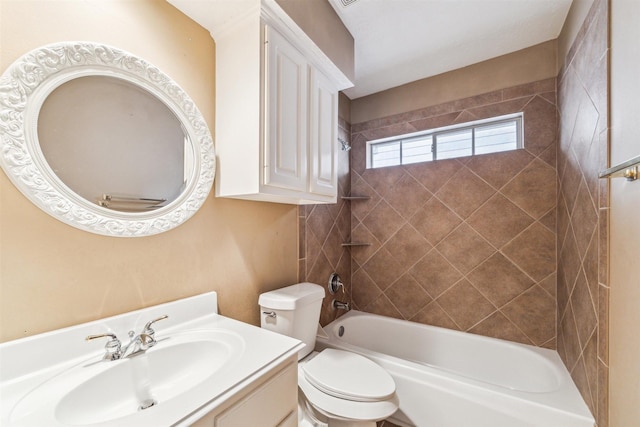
left=9, top=329, right=244, bottom=426
left=1, top=292, right=303, bottom=427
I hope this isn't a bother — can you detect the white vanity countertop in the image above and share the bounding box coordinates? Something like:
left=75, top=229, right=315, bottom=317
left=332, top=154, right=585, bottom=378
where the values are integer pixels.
left=0, top=292, right=303, bottom=427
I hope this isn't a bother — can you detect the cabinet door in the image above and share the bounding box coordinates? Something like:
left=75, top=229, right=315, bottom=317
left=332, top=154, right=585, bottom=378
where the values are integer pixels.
left=214, top=361, right=297, bottom=427
left=309, top=68, right=338, bottom=197
left=264, top=25, right=308, bottom=192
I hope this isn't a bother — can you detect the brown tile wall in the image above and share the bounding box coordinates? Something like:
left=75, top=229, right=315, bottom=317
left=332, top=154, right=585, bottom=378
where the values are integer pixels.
left=297, top=3, right=609, bottom=423
left=348, top=79, right=559, bottom=349
left=557, top=0, right=609, bottom=425
left=298, top=117, right=352, bottom=326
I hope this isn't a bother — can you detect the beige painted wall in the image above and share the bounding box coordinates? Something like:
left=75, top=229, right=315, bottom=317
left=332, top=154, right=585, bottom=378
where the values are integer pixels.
left=0, top=0, right=298, bottom=343
left=350, top=40, right=558, bottom=124
left=338, top=92, right=351, bottom=123
left=276, top=0, right=354, bottom=83
left=609, top=0, right=640, bottom=424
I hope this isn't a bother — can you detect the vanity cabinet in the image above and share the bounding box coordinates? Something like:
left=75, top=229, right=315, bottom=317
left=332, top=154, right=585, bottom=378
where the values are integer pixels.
left=190, top=356, right=298, bottom=427
left=167, top=0, right=352, bottom=205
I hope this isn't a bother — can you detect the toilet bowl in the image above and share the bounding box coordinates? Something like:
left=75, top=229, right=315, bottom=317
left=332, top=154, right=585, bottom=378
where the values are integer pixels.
left=298, top=350, right=398, bottom=427
left=259, top=283, right=398, bottom=427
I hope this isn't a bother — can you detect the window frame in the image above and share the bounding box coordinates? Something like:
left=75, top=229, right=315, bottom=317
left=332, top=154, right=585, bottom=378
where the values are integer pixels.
left=366, top=112, right=524, bottom=169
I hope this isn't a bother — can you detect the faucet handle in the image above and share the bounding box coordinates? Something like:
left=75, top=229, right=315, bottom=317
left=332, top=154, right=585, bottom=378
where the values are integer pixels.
left=138, top=332, right=156, bottom=349
left=328, top=273, right=345, bottom=295
left=86, top=333, right=122, bottom=360
left=143, top=314, right=168, bottom=338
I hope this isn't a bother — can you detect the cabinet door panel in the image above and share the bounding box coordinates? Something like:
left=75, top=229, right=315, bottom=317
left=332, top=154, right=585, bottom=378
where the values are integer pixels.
left=264, top=26, right=308, bottom=192
left=309, top=68, right=338, bottom=197
left=215, top=362, right=297, bottom=427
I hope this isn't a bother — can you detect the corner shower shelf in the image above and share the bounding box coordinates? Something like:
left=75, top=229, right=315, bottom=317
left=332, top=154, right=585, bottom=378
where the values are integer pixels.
left=341, top=242, right=372, bottom=247
left=341, top=195, right=371, bottom=201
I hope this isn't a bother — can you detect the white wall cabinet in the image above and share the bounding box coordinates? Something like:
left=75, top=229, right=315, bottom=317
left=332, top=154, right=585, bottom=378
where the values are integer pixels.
left=263, top=25, right=339, bottom=202
left=309, top=67, right=339, bottom=197
left=168, top=0, right=352, bottom=205
left=263, top=25, right=309, bottom=194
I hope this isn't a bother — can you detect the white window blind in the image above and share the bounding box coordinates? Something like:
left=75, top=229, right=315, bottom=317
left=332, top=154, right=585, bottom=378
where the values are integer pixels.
left=367, top=113, right=523, bottom=169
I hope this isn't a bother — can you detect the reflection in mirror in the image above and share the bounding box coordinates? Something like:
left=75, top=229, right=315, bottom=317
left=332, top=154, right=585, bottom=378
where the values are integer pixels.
left=38, top=76, right=187, bottom=212
left=0, top=41, right=215, bottom=237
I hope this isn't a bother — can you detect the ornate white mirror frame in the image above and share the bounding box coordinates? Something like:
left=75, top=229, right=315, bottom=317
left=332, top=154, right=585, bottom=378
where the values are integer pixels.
left=0, top=42, right=215, bottom=237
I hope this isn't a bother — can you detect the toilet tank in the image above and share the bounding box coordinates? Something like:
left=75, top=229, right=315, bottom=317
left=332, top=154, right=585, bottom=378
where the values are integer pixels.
left=258, top=283, right=325, bottom=359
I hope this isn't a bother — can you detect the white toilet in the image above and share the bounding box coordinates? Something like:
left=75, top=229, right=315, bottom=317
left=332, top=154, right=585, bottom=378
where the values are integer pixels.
left=259, top=283, right=398, bottom=427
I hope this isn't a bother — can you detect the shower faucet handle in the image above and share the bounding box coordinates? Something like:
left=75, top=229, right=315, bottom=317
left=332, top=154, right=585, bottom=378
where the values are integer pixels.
left=328, top=273, right=345, bottom=295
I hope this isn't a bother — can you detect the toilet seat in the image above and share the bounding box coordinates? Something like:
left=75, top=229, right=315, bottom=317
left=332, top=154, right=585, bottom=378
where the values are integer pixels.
left=298, top=350, right=398, bottom=422
left=302, top=349, right=395, bottom=402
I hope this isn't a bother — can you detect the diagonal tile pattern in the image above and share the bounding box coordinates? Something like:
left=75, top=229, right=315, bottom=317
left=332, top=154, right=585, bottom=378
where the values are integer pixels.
left=468, top=252, right=535, bottom=307
left=467, top=194, right=534, bottom=248
left=501, top=285, right=556, bottom=345
left=502, top=223, right=556, bottom=282
left=435, top=167, right=495, bottom=219
left=362, top=247, right=405, bottom=290
left=436, top=224, right=495, bottom=274
left=557, top=0, right=609, bottom=424
left=409, top=249, right=463, bottom=298
left=436, top=279, right=496, bottom=330
left=501, top=158, right=557, bottom=219
left=349, top=77, right=559, bottom=348
left=411, top=301, right=459, bottom=330
left=384, top=273, right=432, bottom=319
left=465, top=148, right=535, bottom=190
left=384, top=223, right=431, bottom=270
left=409, top=197, right=462, bottom=245
left=404, top=158, right=461, bottom=193
left=301, top=2, right=609, bottom=419
left=361, top=200, right=404, bottom=244
left=299, top=117, right=353, bottom=327
left=384, top=174, right=432, bottom=219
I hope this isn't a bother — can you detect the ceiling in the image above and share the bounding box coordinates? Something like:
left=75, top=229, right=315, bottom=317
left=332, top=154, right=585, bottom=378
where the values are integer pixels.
left=327, top=0, right=573, bottom=99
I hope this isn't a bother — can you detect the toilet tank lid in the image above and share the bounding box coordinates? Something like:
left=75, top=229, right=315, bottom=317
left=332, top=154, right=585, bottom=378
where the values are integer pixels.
left=258, top=282, right=325, bottom=310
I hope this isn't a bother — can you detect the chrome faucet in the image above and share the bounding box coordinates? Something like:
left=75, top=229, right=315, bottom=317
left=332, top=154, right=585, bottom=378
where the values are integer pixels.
left=86, top=315, right=168, bottom=361
left=120, top=331, right=156, bottom=359
left=141, top=314, right=168, bottom=340
left=85, top=332, right=122, bottom=361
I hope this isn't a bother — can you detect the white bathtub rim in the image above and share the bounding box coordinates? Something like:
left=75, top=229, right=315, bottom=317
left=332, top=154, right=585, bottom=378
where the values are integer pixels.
left=316, top=310, right=594, bottom=425
left=324, top=309, right=562, bottom=391
left=317, top=336, right=592, bottom=421
left=321, top=310, right=564, bottom=391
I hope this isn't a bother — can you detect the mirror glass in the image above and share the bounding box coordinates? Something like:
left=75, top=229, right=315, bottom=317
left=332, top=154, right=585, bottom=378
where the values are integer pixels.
left=0, top=42, right=215, bottom=237
left=38, top=76, right=187, bottom=212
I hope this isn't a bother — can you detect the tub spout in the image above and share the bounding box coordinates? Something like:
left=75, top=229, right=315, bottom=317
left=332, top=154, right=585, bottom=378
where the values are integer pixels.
left=332, top=299, right=350, bottom=311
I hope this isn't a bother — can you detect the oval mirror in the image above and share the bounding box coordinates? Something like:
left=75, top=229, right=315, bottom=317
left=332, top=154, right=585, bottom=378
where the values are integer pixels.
left=0, top=42, right=215, bottom=237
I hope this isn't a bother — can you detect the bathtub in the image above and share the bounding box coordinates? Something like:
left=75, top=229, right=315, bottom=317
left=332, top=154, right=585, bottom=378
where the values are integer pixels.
left=315, top=310, right=594, bottom=427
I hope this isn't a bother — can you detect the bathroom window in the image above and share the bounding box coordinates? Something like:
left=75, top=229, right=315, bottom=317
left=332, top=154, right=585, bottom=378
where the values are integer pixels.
left=366, top=113, right=523, bottom=169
